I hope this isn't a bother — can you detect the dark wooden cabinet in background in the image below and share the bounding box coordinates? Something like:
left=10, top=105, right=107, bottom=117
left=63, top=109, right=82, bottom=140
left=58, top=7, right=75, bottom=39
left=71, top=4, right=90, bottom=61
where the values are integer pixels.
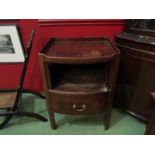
left=145, top=92, right=155, bottom=135
left=39, top=37, right=120, bottom=129
left=116, top=28, right=155, bottom=122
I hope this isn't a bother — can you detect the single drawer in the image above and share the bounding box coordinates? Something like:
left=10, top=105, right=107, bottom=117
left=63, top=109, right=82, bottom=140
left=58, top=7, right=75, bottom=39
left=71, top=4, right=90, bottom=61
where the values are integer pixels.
left=49, top=91, right=107, bottom=115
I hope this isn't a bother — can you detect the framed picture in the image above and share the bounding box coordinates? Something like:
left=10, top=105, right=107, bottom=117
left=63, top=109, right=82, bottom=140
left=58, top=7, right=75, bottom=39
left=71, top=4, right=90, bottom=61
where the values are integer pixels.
left=0, top=25, right=24, bottom=63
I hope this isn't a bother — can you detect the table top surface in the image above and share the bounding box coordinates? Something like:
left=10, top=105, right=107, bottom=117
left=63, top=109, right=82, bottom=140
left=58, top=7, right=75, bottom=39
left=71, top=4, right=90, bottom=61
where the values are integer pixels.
left=116, top=32, right=155, bottom=45
left=40, top=38, right=119, bottom=61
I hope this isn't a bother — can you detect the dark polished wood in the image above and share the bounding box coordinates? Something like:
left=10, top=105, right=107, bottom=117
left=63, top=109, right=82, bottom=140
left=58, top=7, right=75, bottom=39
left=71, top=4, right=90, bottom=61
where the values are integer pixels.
left=125, top=20, right=155, bottom=37
left=39, top=37, right=120, bottom=129
left=116, top=30, right=155, bottom=122
left=41, top=38, right=119, bottom=64
left=145, top=93, right=155, bottom=135
left=127, top=28, right=155, bottom=37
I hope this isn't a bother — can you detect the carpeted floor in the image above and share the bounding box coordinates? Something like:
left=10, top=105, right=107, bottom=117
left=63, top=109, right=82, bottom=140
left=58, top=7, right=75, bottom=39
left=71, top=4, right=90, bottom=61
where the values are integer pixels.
left=0, top=93, right=146, bottom=135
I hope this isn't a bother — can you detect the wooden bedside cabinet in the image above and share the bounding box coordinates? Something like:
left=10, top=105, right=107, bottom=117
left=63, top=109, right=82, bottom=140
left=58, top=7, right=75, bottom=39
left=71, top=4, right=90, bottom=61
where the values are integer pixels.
left=39, top=37, right=120, bottom=130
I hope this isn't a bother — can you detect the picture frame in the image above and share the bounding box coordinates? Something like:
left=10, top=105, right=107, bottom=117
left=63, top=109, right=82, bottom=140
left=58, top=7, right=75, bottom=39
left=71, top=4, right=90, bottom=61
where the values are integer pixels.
left=0, top=25, right=24, bottom=63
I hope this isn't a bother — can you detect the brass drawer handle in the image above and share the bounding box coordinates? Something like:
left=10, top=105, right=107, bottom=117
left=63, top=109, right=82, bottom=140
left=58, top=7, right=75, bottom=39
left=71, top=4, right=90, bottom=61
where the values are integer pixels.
left=72, top=104, right=86, bottom=112
left=101, top=87, right=111, bottom=93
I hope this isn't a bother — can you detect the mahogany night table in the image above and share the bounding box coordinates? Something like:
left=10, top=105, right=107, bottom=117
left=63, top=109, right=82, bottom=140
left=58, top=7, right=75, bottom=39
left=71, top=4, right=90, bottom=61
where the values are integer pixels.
left=39, top=37, right=120, bottom=130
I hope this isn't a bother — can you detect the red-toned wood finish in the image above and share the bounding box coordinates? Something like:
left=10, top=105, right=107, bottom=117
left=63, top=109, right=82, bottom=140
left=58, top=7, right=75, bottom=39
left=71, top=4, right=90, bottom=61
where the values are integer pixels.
left=0, top=19, right=124, bottom=92
left=39, top=37, right=120, bottom=129
left=38, top=19, right=124, bottom=26
left=40, top=37, right=119, bottom=64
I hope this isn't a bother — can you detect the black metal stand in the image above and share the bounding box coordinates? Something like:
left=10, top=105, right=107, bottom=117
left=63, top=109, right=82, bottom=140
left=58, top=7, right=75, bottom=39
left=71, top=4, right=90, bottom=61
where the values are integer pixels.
left=0, top=30, right=48, bottom=130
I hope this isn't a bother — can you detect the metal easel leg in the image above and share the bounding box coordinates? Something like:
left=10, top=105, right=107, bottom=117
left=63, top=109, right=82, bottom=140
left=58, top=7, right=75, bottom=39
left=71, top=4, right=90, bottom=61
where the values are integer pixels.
left=16, top=111, right=48, bottom=122
left=0, top=115, right=13, bottom=130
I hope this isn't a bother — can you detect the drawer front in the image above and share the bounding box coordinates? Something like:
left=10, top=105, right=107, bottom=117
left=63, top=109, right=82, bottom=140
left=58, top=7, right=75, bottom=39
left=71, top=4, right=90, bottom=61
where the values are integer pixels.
left=49, top=92, right=106, bottom=115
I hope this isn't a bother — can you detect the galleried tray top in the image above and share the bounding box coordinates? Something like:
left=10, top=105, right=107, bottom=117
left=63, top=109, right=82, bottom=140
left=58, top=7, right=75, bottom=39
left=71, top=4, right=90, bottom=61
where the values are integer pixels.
left=40, top=37, right=119, bottom=63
